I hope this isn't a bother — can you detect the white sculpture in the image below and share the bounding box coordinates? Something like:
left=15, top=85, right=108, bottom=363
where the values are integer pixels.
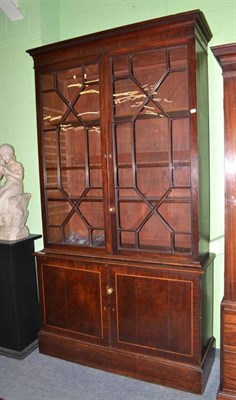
left=0, top=144, right=31, bottom=240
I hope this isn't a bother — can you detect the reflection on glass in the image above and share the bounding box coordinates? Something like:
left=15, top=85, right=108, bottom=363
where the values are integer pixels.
left=132, top=49, right=167, bottom=90
left=41, top=62, right=104, bottom=247
left=74, top=84, right=100, bottom=122
left=113, top=46, right=191, bottom=253
left=153, top=71, right=189, bottom=112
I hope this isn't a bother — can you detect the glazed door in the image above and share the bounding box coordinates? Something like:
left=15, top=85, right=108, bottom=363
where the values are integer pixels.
left=38, top=258, right=109, bottom=346
left=38, top=57, right=107, bottom=250
left=109, top=45, right=192, bottom=255
left=108, top=264, right=200, bottom=364
left=38, top=45, right=194, bottom=256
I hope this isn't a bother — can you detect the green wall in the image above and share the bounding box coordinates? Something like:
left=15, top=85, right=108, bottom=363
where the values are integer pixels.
left=0, top=0, right=60, bottom=247
left=0, top=0, right=234, bottom=347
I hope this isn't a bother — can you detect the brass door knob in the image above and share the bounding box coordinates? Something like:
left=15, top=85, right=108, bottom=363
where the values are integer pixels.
left=106, top=286, right=113, bottom=295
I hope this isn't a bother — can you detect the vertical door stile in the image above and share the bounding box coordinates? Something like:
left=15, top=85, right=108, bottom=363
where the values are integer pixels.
left=108, top=262, right=112, bottom=346
left=107, top=263, right=117, bottom=347
left=100, top=53, right=116, bottom=254
left=187, top=37, right=198, bottom=260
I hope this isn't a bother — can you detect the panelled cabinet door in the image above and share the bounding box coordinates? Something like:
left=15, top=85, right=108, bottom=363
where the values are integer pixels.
left=109, top=45, right=193, bottom=256
left=39, top=58, right=107, bottom=250
left=38, top=259, right=109, bottom=346
left=108, top=264, right=201, bottom=364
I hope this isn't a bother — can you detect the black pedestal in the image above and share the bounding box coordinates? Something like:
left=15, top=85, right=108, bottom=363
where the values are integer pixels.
left=0, top=234, right=41, bottom=358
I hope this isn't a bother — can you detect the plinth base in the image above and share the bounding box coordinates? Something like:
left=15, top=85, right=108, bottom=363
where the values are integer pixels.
left=38, top=330, right=215, bottom=394
left=0, top=234, right=41, bottom=357
left=0, top=339, right=38, bottom=359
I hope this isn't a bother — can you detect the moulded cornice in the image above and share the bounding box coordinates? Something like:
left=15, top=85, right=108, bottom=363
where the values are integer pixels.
left=212, top=43, right=236, bottom=73
left=27, top=9, right=212, bottom=58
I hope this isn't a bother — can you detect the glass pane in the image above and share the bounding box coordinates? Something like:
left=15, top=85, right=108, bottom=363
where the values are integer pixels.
left=47, top=200, right=72, bottom=226
left=117, top=168, right=133, bottom=187
left=79, top=201, right=104, bottom=228
left=61, top=111, right=82, bottom=127
left=168, top=188, right=191, bottom=199
left=139, top=216, right=171, bottom=250
left=154, top=71, right=189, bottom=112
left=85, top=189, right=103, bottom=198
left=64, top=212, right=105, bottom=247
left=56, top=64, right=99, bottom=105
left=41, top=63, right=104, bottom=248
left=169, top=47, right=188, bottom=69
left=92, top=230, right=105, bottom=246
left=57, top=67, right=83, bottom=103
left=112, top=48, right=191, bottom=254
left=135, top=118, right=170, bottom=197
left=113, top=57, right=129, bottom=78
left=48, top=227, right=63, bottom=243
left=85, top=63, right=99, bottom=82
left=113, top=79, right=145, bottom=117
left=47, top=189, right=64, bottom=199
left=172, top=118, right=190, bottom=162
left=43, top=91, right=66, bottom=129
left=74, top=84, right=100, bottom=122
left=173, top=167, right=190, bottom=187
left=138, top=100, right=164, bottom=118
left=120, top=231, right=136, bottom=248
left=61, top=169, right=86, bottom=197
left=60, top=127, right=85, bottom=168
left=159, top=203, right=191, bottom=232
left=45, top=170, right=58, bottom=188
left=118, top=189, right=140, bottom=199
left=119, top=202, right=151, bottom=230
left=90, top=169, right=102, bottom=187
left=132, top=49, right=167, bottom=92
left=44, top=130, right=58, bottom=169
left=88, top=126, right=102, bottom=166
left=174, top=233, right=191, bottom=252
left=64, top=213, right=88, bottom=244
left=115, top=123, right=132, bottom=165
left=137, top=167, right=169, bottom=198
left=135, top=118, right=169, bottom=160
left=41, top=72, right=54, bottom=91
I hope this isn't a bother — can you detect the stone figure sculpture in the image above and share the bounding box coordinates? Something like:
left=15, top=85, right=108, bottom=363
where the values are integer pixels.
left=0, top=144, right=31, bottom=240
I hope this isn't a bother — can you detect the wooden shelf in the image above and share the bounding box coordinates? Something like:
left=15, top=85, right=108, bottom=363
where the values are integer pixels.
left=42, top=109, right=190, bottom=130
left=117, top=196, right=191, bottom=203
left=45, top=150, right=190, bottom=171
left=47, top=196, right=103, bottom=202
left=114, top=110, right=190, bottom=121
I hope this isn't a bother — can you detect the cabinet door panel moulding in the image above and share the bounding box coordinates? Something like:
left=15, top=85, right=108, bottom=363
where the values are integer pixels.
left=28, top=10, right=215, bottom=394
left=212, top=43, right=236, bottom=400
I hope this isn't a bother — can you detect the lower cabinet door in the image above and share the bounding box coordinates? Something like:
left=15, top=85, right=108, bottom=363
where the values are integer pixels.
left=38, top=258, right=109, bottom=346
left=109, top=264, right=200, bottom=364
left=37, top=257, right=203, bottom=364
